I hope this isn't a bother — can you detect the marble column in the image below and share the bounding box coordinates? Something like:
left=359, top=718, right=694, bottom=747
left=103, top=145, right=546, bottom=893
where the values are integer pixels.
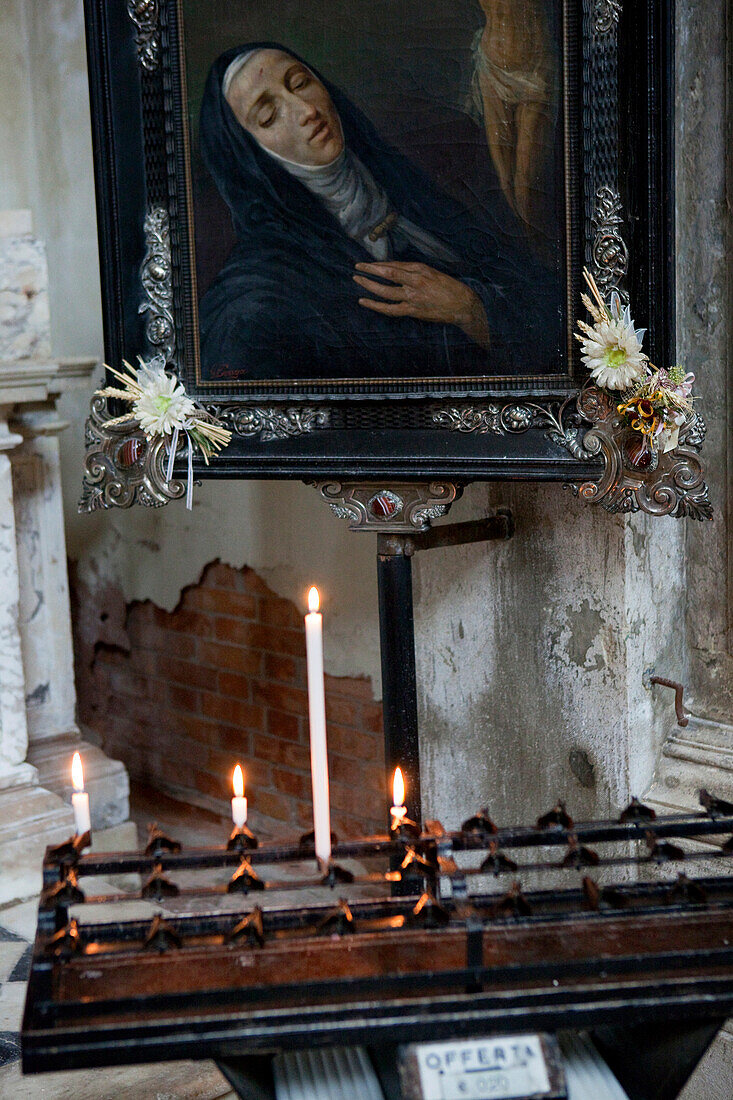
left=10, top=376, right=130, bottom=829
left=0, top=405, right=34, bottom=791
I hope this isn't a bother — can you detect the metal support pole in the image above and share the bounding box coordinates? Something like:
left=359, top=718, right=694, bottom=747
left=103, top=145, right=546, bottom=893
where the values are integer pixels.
left=376, top=510, right=514, bottom=829
left=378, top=535, right=421, bottom=825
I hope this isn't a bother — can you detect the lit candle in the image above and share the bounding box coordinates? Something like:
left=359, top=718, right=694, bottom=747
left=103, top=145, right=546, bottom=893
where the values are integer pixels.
left=71, top=752, right=91, bottom=837
left=305, top=586, right=332, bottom=863
left=231, top=764, right=248, bottom=827
left=391, top=767, right=407, bottom=831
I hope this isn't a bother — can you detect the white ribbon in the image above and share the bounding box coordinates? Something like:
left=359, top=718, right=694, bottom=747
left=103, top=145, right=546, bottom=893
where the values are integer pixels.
left=166, top=425, right=179, bottom=483
left=186, top=432, right=194, bottom=511
left=164, top=421, right=195, bottom=509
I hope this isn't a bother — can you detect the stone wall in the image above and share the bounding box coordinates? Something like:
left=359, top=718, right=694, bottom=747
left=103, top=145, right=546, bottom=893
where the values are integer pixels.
left=678, top=0, right=732, bottom=724
left=414, top=485, right=687, bottom=830
left=71, top=560, right=385, bottom=838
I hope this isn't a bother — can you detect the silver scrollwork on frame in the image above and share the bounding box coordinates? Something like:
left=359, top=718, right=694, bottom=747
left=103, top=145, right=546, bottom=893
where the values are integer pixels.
left=433, top=400, right=592, bottom=463
left=139, top=207, right=175, bottom=363
left=432, top=390, right=712, bottom=520
left=311, top=481, right=462, bottom=532
left=594, top=0, right=622, bottom=35
left=591, top=186, right=629, bottom=299
left=78, top=395, right=184, bottom=513
left=126, top=0, right=160, bottom=71
left=569, top=388, right=713, bottom=520
left=207, top=405, right=330, bottom=443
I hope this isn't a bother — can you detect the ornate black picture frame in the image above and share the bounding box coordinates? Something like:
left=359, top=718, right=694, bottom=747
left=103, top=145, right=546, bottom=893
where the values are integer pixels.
left=81, top=0, right=680, bottom=500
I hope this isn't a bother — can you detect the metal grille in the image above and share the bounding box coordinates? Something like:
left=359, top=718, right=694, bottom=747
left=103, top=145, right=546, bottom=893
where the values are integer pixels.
left=329, top=404, right=439, bottom=432
left=141, top=70, right=168, bottom=207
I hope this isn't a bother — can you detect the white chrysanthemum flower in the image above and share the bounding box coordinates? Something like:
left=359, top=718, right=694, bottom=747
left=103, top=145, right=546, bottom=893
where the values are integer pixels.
left=577, top=317, right=648, bottom=391
left=133, top=364, right=196, bottom=436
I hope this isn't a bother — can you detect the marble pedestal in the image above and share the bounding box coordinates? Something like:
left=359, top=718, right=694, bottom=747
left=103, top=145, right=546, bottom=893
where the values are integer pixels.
left=0, top=784, right=74, bottom=905
left=28, top=736, right=129, bottom=830
left=645, top=717, right=733, bottom=815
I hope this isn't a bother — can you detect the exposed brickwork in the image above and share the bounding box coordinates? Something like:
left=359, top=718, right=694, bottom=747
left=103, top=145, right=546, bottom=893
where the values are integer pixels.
left=70, top=561, right=385, bottom=839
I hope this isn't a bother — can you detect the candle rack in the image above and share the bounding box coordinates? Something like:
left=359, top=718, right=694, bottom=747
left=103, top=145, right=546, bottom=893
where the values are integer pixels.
left=21, top=792, right=733, bottom=1082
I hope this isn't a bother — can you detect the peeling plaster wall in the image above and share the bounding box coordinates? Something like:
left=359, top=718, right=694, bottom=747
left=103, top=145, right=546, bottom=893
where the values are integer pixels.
left=70, top=560, right=386, bottom=838
left=414, top=485, right=686, bottom=830
left=60, top=477, right=382, bottom=690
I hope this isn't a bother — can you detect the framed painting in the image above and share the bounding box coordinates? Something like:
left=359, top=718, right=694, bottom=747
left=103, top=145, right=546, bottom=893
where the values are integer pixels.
left=81, top=0, right=677, bottom=497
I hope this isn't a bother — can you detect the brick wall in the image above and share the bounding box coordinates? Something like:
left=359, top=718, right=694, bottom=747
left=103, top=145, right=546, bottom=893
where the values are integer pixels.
left=71, top=561, right=385, bottom=839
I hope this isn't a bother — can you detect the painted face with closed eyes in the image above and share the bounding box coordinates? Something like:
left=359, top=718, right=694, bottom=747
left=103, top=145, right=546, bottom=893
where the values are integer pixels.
left=226, top=49, right=344, bottom=167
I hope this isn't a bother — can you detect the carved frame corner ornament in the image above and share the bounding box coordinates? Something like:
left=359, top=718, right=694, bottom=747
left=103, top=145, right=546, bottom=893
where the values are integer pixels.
left=430, top=389, right=711, bottom=521
left=127, top=0, right=160, bottom=72
left=568, top=387, right=713, bottom=520
left=310, top=481, right=463, bottom=532
left=431, top=398, right=592, bottom=462
left=78, top=395, right=183, bottom=513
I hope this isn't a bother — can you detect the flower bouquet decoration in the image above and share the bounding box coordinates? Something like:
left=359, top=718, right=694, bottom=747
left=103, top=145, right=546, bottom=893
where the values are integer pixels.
left=575, top=269, right=696, bottom=472
left=94, top=355, right=231, bottom=508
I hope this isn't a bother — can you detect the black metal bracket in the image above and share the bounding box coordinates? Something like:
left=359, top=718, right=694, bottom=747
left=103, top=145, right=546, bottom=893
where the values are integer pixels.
left=377, top=511, right=514, bottom=826
left=381, top=510, right=514, bottom=558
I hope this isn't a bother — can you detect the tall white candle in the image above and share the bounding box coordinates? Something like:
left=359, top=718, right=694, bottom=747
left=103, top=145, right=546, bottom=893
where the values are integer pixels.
left=71, top=751, right=91, bottom=837
left=231, top=764, right=248, bottom=827
left=305, top=586, right=332, bottom=863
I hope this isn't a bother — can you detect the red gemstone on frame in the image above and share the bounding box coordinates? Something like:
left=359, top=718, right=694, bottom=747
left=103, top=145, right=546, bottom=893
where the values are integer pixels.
left=369, top=491, right=402, bottom=519
left=623, top=433, right=653, bottom=469
left=117, top=438, right=145, bottom=468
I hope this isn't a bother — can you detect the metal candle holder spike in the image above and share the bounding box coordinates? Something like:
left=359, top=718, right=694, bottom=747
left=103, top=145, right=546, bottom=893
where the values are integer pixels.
left=22, top=791, right=733, bottom=1075
left=228, top=859, right=264, bottom=894
left=46, top=830, right=92, bottom=867
left=144, top=822, right=181, bottom=856
left=227, top=823, right=259, bottom=851
left=391, top=816, right=421, bottom=840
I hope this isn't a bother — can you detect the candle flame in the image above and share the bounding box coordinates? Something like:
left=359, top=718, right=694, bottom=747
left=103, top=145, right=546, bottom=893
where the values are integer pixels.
left=307, top=586, right=320, bottom=613
left=71, top=751, right=84, bottom=793
left=233, top=764, right=244, bottom=799
left=392, top=766, right=405, bottom=807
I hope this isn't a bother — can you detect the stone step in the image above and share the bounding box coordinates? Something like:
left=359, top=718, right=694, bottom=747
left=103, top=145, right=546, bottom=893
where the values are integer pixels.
left=645, top=717, right=733, bottom=819
left=27, top=736, right=129, bottom=829
left=0, top=784, right=74, bottom=905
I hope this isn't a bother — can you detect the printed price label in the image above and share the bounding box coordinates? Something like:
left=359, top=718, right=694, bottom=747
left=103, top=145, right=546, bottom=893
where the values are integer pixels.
left=414, top=1035, right=553, bottom=1100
